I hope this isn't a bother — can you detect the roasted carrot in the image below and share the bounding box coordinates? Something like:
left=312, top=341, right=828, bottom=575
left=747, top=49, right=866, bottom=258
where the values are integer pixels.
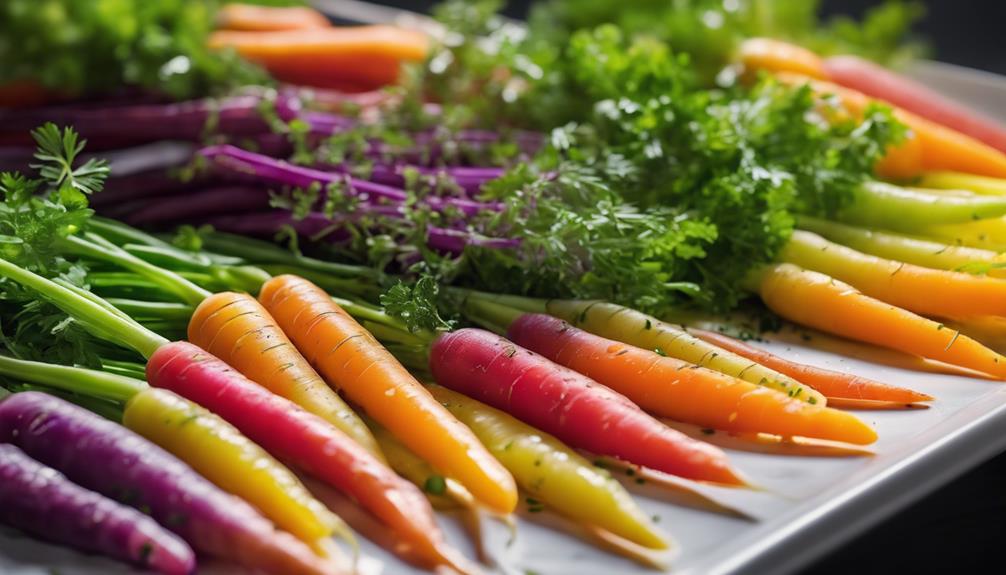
left=430, top=328, right=746, bottom=485
left=738, top=38, right=827, bottom=79
left=689, top=328, right=932, bottom=404
left=780, top=230, right=1006, bottom=318
left=259, top=275, right=518, bottom=514
left=208, top=26, right=429, bottom=91
left=748, top=263, right=1006, bottom=379
left=188, top=291, right=383, bottom=459
left=216, top=3, right=331, bottom=32
left=507, top=313, right=878, bottom=444
left=776, top=72, right=1006, bottom=179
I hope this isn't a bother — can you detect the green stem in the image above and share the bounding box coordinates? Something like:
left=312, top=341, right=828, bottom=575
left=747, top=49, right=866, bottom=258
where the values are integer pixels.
left=5, top=382, right=126, bottom=421
left=452, top=288, right=548, bottom=314
left=101, top=359, right=148, bottom=381
left=89, top=217, right=175, bottom=250
left=0, top=257, right=168, bottom=358
left=202, top=231, right=380, bottom=280
left=105, top=299, right=195, bottom=321
left=61, top=233, right=211, bottom=305
left=461, top=298, right=524, bottom=335
left=0, top=354, right=144, bottom=403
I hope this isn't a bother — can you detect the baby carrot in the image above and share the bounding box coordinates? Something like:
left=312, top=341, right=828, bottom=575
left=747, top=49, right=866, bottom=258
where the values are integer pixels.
left=428, top=384, right=669, bottom=551
left=430, top=328, right=745, bottom=485
left=188, top=291, right=383, bottom=459
left=216, top=3, right=331, bottom=32
left=147, top=341, right=479, bottom=574
left=777, top=72, right=1006, bottom=179
left=507, top=314, right=878, bottom=444
left=259, top=274, right=518, bottom=514
left=689, top=328, right=932, bottom=404
left=919, top=172, right=1006, bottom=196
left=780, top=230, right=1006, bottom=318
left=208, top=26, right=429, bottom=91
left=534, top=298, right=825, bottom=405
left=749, top=263, right=1006, bottom=379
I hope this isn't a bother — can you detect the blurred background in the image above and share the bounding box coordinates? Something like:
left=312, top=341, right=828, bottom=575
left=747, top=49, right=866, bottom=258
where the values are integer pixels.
left=376, top=0, right=1006, bottom=75
left=363, top=1, right=1006, bottom=573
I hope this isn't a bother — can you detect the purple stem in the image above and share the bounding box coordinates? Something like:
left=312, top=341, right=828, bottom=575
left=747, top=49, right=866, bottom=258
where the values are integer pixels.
left=200, top=144, right=502, bottom=216
left=125, top=186, right=273, bottom=226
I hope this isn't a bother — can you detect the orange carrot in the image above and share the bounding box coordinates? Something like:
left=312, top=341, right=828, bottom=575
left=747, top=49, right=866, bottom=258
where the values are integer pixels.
left=775, top=72, right=1006, bottom=179
left=750, top=263, right=1006, bottom=379
left=507, top=314, right=878, bottom=445
left=259, top=275, right=517, bottom=514
left=208, top=26, right=429, bottom=91
left=738, top=38, right=827, bottom=79
left=689, top=328, right=932, bottom=404
left=216, top=3, right=331, bottom=32
left=187, top=291, right=383, bottom=459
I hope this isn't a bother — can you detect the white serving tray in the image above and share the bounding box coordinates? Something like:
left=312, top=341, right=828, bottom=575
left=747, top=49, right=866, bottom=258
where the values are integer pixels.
left=2, top=37, right=1005, bottom=575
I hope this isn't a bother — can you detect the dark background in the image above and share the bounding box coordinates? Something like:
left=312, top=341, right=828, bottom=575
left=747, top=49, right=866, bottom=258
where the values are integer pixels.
left=370, top=1, right=1005, bottom=573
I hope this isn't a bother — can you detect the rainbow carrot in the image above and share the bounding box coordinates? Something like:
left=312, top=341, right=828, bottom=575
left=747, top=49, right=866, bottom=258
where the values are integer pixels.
left=216, top=3, right=331, bottom=32
left=429, top=327, right=745, bottom=485
left=506, top=313, right=878, bottom=444
left=689, top=328, right=932, bottom=404
left=188, top=291, right=383, bottom=459
left=748, top=263, right=1006, bottom=379
left=208, top=26, right=429, bottom=91
left=259, top=274, right=518, bottom=514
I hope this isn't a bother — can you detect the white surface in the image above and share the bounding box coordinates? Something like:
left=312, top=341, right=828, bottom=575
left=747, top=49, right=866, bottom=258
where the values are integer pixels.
left=2, top=65, right=1006, bottom=575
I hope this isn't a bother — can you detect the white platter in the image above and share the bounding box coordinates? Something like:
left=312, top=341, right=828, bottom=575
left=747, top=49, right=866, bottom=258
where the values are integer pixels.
left=2, top=53, right=1006, bottom=575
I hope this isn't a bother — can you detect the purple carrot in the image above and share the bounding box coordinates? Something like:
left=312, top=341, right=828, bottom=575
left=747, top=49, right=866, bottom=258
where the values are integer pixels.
left=0, top=443, right=196, bottom=575
left=200, top=144, right=502, bottom=215
left=0, top=392, right=329, bottom=573
left=126, top=186, right=272, bottom=225
left=0, top=94, right=299, bottom=144
left=327, top=163, right=506, bottom=195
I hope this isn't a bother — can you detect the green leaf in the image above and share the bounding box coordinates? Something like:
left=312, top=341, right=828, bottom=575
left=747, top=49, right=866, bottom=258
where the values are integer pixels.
left=380, top=276, right=456, bottom=333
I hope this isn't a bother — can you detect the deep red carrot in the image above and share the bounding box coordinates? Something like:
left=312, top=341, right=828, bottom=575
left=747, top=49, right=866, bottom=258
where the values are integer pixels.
left=0, top=443, right=195, bottom=575
left=428, top=328, right=745, bottom=486
left=146, top=341, right=478, bottom=574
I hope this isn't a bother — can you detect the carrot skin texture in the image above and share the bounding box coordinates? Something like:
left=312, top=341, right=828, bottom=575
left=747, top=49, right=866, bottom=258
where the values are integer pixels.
left=508, top=314, right=878, bottom=445
left=123, top=388, right=345, bottom=552
left=429, top=328, right=744, bottom=485
left=259, top=275, right=518, bottom=514
left=689, top=328, right=932, bottom=404
left=0, top=443, right=195, bottom=575
left=0, top=392, right=334, bottom=575
left=753, top=263, right=1006, bottom=379
left=216, top=3, right=331, bottom=31
left=187, top=291, right=383, bottom=459
left=146, top=341, right=469, bottom=572
left=824, top=55, right=1006, bottom=155
left=208, top=26, right=428, bottom=90
left=428, top=384, right=669, bottom=549
left=780, top=229, right=1006, bottom=318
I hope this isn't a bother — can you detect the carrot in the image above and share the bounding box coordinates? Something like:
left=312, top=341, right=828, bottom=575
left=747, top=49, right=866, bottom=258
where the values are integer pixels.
left=208, top=26, right=429, bottom=91
left=737, top=38, right=826, bottom=79
left=919, top=171, right=1006, bottom=196
left=507, top=314, right=878, bottom=445
left=188, top=291, right=383, bottom=459
left=776, top=72, right=1006, bottom=179
left=429, top=328, right=745, bottom=485
left=940, top=315, right=1006, bottom=356
left=824, top=55, right=1006, bottom=155
left=0, top=443, right=195, bottom=575
left=216, top=3, right=331, bottom=32
left=780, top=229, right=1006, bottom=318
left=689, top=328, right=932, bottom=404
left=259, top=275, right=518, bottom=514
left=147, top=341, right=478, bottom=574
left=749, top=263, right=1006, bottom=379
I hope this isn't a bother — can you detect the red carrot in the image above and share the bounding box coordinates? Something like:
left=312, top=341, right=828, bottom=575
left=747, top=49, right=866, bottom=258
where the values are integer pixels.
left=146, top=341, right=478, bottom=574
left=428, top=328, right=745, bottom=486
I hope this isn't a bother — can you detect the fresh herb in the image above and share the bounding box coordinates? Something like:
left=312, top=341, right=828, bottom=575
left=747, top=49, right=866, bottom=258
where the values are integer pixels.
left=380, top=276, right=456, bottom=332
left=423, top=475, right=447, bottom=495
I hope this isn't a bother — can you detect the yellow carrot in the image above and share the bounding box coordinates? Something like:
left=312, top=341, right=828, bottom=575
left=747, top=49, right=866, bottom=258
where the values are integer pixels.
left=749, top=263, right=1006, bottom=379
